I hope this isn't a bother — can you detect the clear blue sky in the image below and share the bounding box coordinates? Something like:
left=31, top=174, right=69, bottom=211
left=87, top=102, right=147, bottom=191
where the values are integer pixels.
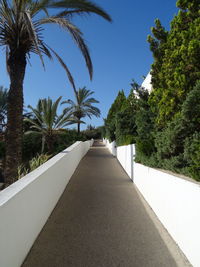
left=0, top=0, right=178, bottom=130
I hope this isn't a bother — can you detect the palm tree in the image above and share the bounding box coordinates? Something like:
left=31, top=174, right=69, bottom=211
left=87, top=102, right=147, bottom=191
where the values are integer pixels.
left=1, top=0, right=111, bottom=185
left=25, top=97, right=77, bottom=153
left=0, top=86, right=8, bottom=133
left=62, top=87, right=101, bottom=133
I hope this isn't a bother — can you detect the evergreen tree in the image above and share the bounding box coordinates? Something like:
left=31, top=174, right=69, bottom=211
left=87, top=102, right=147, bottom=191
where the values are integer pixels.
left=115, top=82, right=139, bottom=145
left=148, top=0, right=200, bottom=127
left=105, top=90, right=126, bottom=142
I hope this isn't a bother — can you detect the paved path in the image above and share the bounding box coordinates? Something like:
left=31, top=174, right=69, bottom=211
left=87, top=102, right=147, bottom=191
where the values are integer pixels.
left=23, top=141, right=178, bottom=267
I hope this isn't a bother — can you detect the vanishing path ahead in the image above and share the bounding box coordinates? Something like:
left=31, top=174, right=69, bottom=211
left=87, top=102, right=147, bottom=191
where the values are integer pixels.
left=23, top=141, right=177, bottom=267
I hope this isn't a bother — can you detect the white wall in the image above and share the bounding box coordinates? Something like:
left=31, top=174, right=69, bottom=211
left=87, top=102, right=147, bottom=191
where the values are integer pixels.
left=116, top=144, right=135, bottom=180
left=105, top=139, right=200, bottom=266
left=103, top=138, right=117, bottom=156
left=134, top=163, right=200, bottom=267
left=104, top=139, right=135, bottom=179
left=0, top=140, right=93, bottom=267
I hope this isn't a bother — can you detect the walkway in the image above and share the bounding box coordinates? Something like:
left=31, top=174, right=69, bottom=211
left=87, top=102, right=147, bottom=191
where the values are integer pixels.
left=22, top=141, right=178, bottom=267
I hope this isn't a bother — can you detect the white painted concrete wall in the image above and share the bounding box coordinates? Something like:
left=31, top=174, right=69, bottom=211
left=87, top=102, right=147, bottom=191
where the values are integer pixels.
left=104, top=139, right=200, bottom=266
left=103, top=138, right=117, bottom=156
left=116, top=144, right=135, bottom=180
left=0, top=140, right=93, bottom=267
left=134, top=163, right=200, bottom=267
left=104, top=139, right=135, bottom=179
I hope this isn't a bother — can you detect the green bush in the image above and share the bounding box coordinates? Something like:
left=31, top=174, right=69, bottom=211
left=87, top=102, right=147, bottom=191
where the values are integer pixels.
left=18, top=153, right=51, bottom=179
left=184, top=132, right=200, bottom=181
left=22, top=129, right=88, bottom=161
left=22, top=132, right=42, bottom=162
left=181, top=80, right=200, bottom=133
left=52, top=129, right=87, bottom=155
left=135, top=80, right=200, bottom=181
left=135, top=86, right=156, bottom=159
left=83, top=126, right=103, bottom=140
left=115, top=108, right=137, bottom=146
left=154, top=115, right=186, bottom=160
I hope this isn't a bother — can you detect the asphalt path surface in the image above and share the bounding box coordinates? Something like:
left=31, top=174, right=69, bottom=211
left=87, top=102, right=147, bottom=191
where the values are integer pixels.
left=22, top=141, right=178, bottom=267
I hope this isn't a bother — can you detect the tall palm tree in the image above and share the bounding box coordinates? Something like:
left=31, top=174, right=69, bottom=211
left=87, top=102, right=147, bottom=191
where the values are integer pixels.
left=62, top=87, right=101, bottom=133
left=25, top=97, right=77, bottom=153
left=0, top=86, right=8, bottom=132
left=1, top=0, right=111, bottom=185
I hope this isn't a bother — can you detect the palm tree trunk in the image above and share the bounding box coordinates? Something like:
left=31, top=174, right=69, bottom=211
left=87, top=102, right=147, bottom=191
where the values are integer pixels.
left=46, top=135, right=54, bottom=154
left=77, top=122, right=80, bottom=134
left=5, top=50, right=26, bottom=186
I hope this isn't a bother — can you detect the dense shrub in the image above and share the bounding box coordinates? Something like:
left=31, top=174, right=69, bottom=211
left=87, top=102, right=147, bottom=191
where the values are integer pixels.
left=52, top=129, right=87, bottom=155
left=22, top=129, right=88, bottom=161
left=135, top=88, right=155, bottom=157
left=154, top=116, right=186, bottom=160
left=184, top=132, right=200, bottom=181
left=18, top=153, right=51, bottom=179
left=136, top=81, right=200, bottom=180
left=22, top=132, right=42, bottom=162
left=118, top=79, right=200, bottom=181
left=115, top=108, right=137, bottom=146
left=83, top=126, right=103, bottom=140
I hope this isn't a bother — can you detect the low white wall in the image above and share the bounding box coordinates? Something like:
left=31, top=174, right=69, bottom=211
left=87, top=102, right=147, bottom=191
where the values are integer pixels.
left=103, top=138, right=117, bottom=156
left=134, top=163, right=200, bottom=267
left=116, top=144, right=135, bottom=180
left=104, top=139, right=135, bottom=179
left=0, top=140, right=93, bottom=267
left=104, top=139, right=200, bottom=266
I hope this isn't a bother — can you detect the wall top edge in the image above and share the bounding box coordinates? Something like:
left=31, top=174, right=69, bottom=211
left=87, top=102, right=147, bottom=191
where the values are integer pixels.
left=135, top=162, right=200, bottom=187
left=0, top=141, right=84, bottom=206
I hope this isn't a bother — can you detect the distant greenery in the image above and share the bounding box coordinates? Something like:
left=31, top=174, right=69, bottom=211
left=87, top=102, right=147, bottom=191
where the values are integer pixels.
left=83, top=125, right=104, bottom=140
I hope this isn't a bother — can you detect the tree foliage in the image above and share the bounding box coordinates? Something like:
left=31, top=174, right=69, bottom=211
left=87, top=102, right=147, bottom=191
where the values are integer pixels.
left=62, top=87, right=101, bottom=133
left=105, top=82, right=142, bottom=146
left=148, top=1, right=200, bottom=127
left=105, top=77, right=200, bottom=181
left=104, top=90, right=127, bottom=142
left=104, top=0, right=200, bottom=181
left=2, top=0, right=111, bottom=185
left=25, top=97, right=76, bottom=153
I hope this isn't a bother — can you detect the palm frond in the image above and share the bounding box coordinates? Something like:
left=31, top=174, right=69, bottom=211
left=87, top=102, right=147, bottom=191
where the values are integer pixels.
left=62, top=87, right=101, bottom=129
left=48, top=0, right=112, bottom=22
left=61, top=99, right=76, bottom=106
left=39, top=16, right=93, bottom=80
left=44, top=44, right=77, bottom=93
left=23, top=11, right=45, bottom=68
